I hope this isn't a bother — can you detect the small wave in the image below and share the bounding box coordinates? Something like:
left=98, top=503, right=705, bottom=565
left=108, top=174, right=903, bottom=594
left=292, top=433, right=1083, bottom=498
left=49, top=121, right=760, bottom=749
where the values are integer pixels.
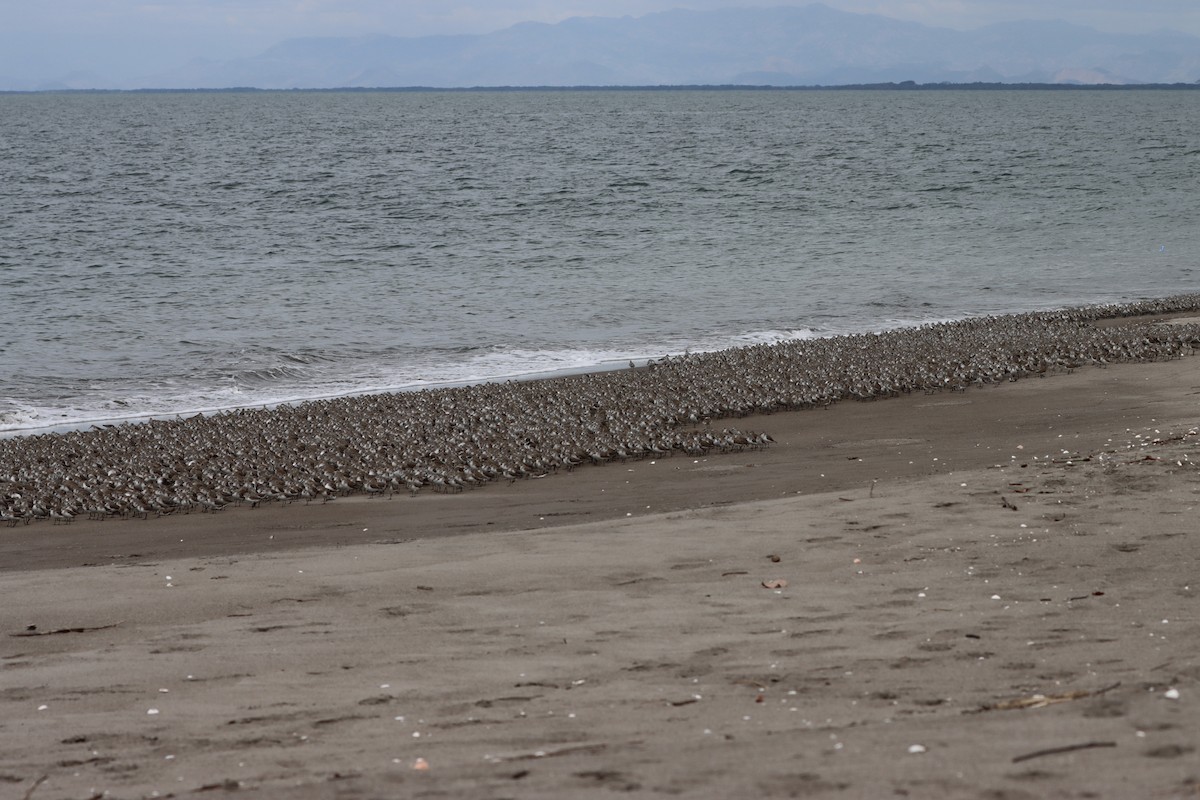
left=727, top=328, right=822, bottom=346
left=0, top=311, right=1054, bottom=438
left=0, top=336, right=786, bottom=436
left=0, top=405, right=45, bottom=433
left=233, top=366, right=312, bottom=386
left=0, top=294, right=1185, bottom=439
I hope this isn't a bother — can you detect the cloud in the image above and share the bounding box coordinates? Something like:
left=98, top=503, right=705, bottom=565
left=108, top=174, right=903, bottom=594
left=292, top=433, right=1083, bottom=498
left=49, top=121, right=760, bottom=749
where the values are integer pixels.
left=11, top=1, right=1200, bottom=37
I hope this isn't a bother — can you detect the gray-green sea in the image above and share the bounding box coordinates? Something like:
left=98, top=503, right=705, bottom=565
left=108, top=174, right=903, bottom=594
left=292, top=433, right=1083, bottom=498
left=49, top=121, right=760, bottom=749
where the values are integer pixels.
left=2, top=89, right=1197, bottom=433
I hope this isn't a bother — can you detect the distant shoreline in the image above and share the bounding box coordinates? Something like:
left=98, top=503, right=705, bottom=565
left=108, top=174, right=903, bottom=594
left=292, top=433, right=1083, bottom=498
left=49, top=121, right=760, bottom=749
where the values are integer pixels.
left=5, top=81, right=1200, bottom=95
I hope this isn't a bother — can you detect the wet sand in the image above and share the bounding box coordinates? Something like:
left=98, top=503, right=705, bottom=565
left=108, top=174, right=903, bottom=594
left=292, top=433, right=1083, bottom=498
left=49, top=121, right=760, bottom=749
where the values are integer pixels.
left=2, top=355, right=1200, bottom=798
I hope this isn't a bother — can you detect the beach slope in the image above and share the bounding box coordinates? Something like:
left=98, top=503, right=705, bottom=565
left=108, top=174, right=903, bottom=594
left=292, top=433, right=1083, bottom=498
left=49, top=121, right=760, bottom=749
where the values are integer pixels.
left=2, top=358, right=1200, bottom=798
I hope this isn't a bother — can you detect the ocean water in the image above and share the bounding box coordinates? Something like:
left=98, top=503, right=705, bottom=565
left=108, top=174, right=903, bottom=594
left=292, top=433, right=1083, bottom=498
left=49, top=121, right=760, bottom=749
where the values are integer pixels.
left=1, top=89, right=1198, bottom=435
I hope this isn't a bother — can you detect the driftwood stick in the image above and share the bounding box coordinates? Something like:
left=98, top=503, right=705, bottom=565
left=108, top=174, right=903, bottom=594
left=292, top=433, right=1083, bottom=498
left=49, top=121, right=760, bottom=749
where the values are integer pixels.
left=977, top=682, right=1121, bottom=712
left=22, top=775, right=48, bottom=800
left=492, top=742, right=617, bottom=762
left=1012, top=741, right=1116, bottom=763
left=10, top=622, right=124, bottom=637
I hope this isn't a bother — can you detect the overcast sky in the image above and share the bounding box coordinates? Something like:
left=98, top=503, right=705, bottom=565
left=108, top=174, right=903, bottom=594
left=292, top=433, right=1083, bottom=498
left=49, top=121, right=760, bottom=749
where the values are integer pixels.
left=3, top=1, right=1198, bottom=83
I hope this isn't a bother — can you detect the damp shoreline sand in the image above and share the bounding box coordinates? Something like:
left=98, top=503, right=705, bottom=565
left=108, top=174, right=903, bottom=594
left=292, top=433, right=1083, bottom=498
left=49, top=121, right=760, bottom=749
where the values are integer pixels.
left=3, top=341, right=1200, bottom=797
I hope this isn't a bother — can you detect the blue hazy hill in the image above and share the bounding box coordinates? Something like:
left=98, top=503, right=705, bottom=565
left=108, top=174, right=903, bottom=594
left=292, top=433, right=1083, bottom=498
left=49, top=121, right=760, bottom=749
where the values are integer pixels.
left=21, top=4, right=1200, bottom=89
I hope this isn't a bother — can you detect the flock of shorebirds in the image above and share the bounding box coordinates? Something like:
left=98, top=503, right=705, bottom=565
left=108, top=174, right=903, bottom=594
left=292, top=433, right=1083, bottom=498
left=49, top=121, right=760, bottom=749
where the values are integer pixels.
left=4, top=295, right=1200, bottom=525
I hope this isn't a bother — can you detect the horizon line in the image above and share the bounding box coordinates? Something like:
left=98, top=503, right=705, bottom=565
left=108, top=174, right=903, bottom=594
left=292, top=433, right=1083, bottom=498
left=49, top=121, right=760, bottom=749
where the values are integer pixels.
left=6, top=80, right=1200, bottom=95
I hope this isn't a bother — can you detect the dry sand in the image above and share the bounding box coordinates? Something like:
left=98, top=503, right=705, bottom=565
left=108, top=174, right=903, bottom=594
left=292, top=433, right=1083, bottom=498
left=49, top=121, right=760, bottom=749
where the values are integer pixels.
left=3, top=355, right=1200, bottom=798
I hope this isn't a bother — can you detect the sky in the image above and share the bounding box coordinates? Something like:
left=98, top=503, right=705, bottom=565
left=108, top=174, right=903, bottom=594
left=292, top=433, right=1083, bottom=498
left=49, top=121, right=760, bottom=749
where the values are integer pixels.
left=2, top=0, right=1198, bottom=84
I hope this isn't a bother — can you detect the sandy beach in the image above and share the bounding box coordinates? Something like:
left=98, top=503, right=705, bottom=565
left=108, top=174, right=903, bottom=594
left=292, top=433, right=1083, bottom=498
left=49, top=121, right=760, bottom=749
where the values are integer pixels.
left=4, top=344, right=1200, bottom=797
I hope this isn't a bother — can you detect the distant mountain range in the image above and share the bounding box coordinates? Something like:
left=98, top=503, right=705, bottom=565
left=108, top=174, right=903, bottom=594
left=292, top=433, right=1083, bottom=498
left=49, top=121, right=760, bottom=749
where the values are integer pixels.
left=9, top=3, right=1200, bottom=91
